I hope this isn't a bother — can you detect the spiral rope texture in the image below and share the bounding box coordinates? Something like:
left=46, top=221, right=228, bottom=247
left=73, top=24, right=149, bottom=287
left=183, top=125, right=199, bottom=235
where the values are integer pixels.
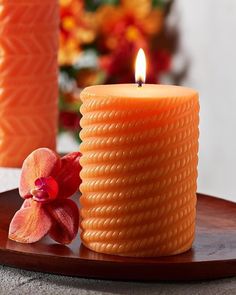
left=80, top=89, right=199, bottom=257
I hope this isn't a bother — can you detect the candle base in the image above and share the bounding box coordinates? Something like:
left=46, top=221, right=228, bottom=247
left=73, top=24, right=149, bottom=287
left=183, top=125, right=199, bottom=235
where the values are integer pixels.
left=81, top=235, right=194, bottom=257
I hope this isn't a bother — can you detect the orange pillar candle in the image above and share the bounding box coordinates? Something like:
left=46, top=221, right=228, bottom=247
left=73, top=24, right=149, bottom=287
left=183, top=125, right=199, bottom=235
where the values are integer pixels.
left=79, top=51, right=199, bottom=257
left=0, top=0, right=59, bottom=167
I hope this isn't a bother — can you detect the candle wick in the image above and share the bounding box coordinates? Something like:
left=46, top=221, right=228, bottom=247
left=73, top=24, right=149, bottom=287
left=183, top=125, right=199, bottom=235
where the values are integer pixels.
left=137, top=79, right=143, bottom=87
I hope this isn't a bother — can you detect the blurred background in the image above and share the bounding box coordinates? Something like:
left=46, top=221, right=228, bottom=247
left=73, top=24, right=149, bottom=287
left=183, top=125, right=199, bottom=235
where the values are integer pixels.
left=58, top=0, right=236, bottom=202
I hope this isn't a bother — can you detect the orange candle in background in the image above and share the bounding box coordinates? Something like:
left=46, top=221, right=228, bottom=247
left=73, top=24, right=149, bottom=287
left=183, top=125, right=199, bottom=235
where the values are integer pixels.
left=0, top=0, right=59, bottom=167
left=79, top=50, right=199, bottom=257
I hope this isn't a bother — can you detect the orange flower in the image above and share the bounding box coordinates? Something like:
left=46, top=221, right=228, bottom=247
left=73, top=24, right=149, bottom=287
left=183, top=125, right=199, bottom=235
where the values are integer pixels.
left=59, top=0, right=169, bottom=83
left=95, top=1, right=163, bottom=52
left=59, top=0, right=96, bottom=65
left=9, top=148, right=81, bottom=244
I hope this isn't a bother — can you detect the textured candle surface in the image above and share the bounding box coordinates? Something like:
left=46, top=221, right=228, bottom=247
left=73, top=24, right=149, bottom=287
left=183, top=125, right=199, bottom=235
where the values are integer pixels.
left=0, top=0, right=59, bottom=167
left=80, top=84, right=199, bottom=257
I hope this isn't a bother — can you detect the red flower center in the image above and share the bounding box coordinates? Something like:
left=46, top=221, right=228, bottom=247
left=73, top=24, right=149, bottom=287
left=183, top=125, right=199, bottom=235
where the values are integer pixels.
left=30, top=177, right=59, bottom=203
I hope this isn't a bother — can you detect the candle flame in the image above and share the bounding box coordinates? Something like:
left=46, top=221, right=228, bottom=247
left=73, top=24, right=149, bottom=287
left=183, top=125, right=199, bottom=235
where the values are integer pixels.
left=135, top=48, right=146, bottom=86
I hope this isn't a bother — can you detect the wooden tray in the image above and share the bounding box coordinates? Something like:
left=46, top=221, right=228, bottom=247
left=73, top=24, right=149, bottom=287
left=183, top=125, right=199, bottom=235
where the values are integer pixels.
left=0, top=189, right=235, bottom=281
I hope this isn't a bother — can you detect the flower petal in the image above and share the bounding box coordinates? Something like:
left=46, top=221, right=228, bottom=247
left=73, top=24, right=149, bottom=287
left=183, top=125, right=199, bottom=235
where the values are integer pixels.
left=46, top=199, right=79, bottom=244
left=19, top=148, right=61, bottom=199
left=21, top=199, right=32, bottom=209
left=55, top=152, right=81, bottom=199
left=8, top=200, right=52, bottom=243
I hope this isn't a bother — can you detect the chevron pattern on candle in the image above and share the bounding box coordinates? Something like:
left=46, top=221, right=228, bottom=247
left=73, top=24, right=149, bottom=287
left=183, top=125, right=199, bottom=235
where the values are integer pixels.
left=0, top=0, right=59, bottom=167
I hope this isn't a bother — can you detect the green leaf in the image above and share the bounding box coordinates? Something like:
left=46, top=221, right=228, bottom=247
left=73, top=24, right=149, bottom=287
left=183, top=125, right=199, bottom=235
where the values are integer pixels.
left=75, top=132, right=82, bottom=144
left=85, top=0, right=119, bottom=11
left=152, top=0, right=167, bottom=8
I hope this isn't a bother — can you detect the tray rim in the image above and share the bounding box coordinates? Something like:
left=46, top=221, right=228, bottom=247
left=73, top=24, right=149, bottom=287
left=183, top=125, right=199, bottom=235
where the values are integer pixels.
left=0, top=189, right=235, bottom=281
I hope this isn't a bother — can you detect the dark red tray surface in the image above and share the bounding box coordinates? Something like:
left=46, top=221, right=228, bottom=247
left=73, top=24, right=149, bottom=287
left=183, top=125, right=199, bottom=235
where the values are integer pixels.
left=0, top=190, right=235, bottom=281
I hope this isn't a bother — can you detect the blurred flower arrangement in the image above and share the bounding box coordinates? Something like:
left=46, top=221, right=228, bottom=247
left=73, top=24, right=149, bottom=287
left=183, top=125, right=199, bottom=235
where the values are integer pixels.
left=59, top=0, right=180, bottom=142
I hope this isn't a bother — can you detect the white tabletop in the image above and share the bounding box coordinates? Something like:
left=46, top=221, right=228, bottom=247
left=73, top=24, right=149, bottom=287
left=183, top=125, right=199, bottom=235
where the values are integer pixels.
left=0, top=168, right=21, bottom=193
left=0, top=167, right=236, bottom=294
